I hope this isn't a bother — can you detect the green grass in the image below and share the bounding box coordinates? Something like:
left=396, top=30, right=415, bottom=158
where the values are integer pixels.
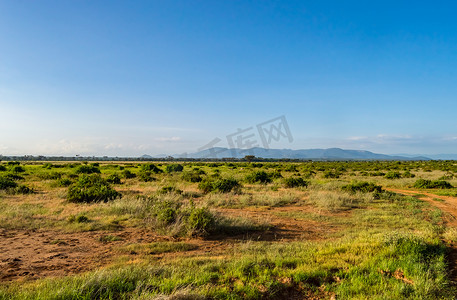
left=0, top=161, right=456, bottom=299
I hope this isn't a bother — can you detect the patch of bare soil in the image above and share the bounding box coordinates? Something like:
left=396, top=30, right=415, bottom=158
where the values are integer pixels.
left=214, top=206, right=343, bottom=242
left=0, top=228, right=168, bottom=281
left=0, top=205, right=344, bottom=283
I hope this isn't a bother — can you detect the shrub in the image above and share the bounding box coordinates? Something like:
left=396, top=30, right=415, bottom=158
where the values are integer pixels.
left=15, top=185, right=33, bottom=194
left=323, top=170, right=340, bottom=178
left=138, top=170, right=155, bottom=182
left=413, top=179, right=453, bottom=189
left=106, top=174, right=122, bottom=184
left=187, top=207, right=216, bottom=235
left=153, top=200, right=180, bottom=225
left=198, top=178, right=241, bottom=193
left=0, top=165, right=6, bottom=171
left=11, top=165, right=25, bottom=173
left=4, top=173, right=24, bottom=181
left=342, top=182, right=383, bottom=194
left=158, top=186, right=183, bottom=195
left=140, top=164, right=163, bottom=173
left=67, top=174, right=121, bottom=203
left=245, top=171, right=272, bottom=184
left=38, top=171, right=62, bottom=180
left=75, top=165, right=101, bottom=174
left=283, top=177, right=308, bottom=188
left=0, top=176, right=18, bottom=190
left=55, top=178, right=73, bottom=187
left=385, top=171, right=401, bottom=179
left=181, top=171, right=202, bottom=183
left=403, top=171, right=416, bottom=178
left=121, top=169, right=136, bottom=179
left=165, top=164, right=184, bottom=173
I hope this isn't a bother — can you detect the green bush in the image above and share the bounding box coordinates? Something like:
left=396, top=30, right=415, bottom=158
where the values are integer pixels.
left=75, top=165, right=101, bottom=174
left=283, top=177, right=308, bottom=188
left=55, top=178, right=73, bottom=187
left=385, top=171, right=401, bottom=179
left=198, top=178, right=241, bottom=193
left=165, top=164, right=184, bottom=173
left=323, top=170, right=340, bottom=178
left=245, top=171, right=272, bottom=184
left=11, top=165, right=25, bottom=173
left=158, top=186, right=183, bottom=195
left=67, top=174, right=121, bottom=203
left=121, top=169, right=136, bottom=179
left=413, top=179, right=453, bottom=189
left=187, top=207, right=216, bottom=235
left=0, top=176, right=18, bottom=190
left=181, top=171, right=203, bottom=182
left=342, top=182, right=383, bottom=193
left=0, top=165, right=6, bottom=171
left=106, top=174, right=122, bottom=184
left=403, top=171, right=416, bottom=178
left=140, top=164, right=163, bottom=173
left=138, top=170, right=155, bottom=182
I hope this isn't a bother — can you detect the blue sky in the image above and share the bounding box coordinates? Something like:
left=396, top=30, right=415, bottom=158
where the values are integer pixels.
left=1, top=1, right=457, bottom=156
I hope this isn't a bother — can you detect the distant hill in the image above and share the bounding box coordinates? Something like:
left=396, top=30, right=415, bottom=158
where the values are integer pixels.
left=174, top=147, right=430, bottom=160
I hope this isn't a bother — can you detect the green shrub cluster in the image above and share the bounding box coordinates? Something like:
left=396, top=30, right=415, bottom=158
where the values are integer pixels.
left=106, top=174, right=122, bottom=184
left=0, top=176, right=32, bottom=194
left=140, top=164, right=163, bottom=173
left=342, top=181, right=383, bottom=193
left=67, top=174, right=121, bottom=203
left=384, top=171, right=401, bottom=179
left=283, top=177, right=308, bottom=188
left=245, top=171, right=272, bottom=184
left=413, top=179, right=453, bottom=189
left=75, top=165, right=101, bottom=174
left=121, top=169, right=136, bottom=179
left=165, top=164, right=184, bottom=173
left=198, top=178, right=241, bottom=193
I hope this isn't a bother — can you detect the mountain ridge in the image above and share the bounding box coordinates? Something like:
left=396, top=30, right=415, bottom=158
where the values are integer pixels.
left=170, top=147, right=431, bottom=160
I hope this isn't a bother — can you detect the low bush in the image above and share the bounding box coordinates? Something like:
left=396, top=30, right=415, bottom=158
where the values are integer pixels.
left=67, top=174, right=121, bottom=203
left=165, top=164, right=184, bottom=173
left=413, top=179, right=453, bottom=189
left=74, top=165, right=101, bottom=174
left=384, top=171, right=401, bottom=179
left=138, top=170, right=155, bottom=182
left=0, top=165, right=6, bottom=171
left=140, top=164, right=163, bottom=173
left=283, top=177, right=308, bottom=188
left=198, top=178, right=241, bottom=193
left=0, top=176, right=18, bottom=190
left=245, top=171, right=272, bottom=184
left=158, top=186, right=183, bottom=195
left=106, top=174, right=122, bottom=184
left=181, top=171, right=203, bottom=182
left=10, top=165, right=25, bottom=173
left=342, top=182, right=383, bottom=194
left=121, top=169, right=136, bottom=179
left=54, top=178, right=73, bottom=187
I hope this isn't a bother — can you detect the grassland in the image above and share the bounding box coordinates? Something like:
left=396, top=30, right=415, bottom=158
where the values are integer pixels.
left=1, top=160, right=457, bottom=299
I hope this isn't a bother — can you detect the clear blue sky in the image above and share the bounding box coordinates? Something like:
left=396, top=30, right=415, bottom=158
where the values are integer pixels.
left=1, top=1, right=457, bottom=156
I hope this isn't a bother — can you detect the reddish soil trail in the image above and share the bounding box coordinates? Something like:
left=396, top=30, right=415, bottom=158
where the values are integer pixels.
left=387, top=188, right=457, bottom=285
left=387, top=188, right=457, bottom=226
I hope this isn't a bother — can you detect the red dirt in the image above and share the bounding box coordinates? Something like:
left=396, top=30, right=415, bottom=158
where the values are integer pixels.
left=0, top=205, right=341, bottom=282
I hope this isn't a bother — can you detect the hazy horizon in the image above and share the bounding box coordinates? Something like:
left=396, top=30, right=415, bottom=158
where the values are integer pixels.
left=2, top=1, right=457, bottom=156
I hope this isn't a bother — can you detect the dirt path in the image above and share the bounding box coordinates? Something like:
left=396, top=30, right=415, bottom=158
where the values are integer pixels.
left=387, top=188, right=457, bottom=285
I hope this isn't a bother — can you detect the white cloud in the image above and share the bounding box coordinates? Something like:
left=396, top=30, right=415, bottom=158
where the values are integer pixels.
left=154, top=137, right=182, bottom=142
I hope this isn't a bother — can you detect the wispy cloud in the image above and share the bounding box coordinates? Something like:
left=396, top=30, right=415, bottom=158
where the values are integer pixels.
left=154, top=137, right=182, bottom=142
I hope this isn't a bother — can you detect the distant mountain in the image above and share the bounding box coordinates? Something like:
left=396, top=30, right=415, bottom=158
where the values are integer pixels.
left=394, top=153, right=457, bottom=160
left=172, top=147, right=430, bottom=160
